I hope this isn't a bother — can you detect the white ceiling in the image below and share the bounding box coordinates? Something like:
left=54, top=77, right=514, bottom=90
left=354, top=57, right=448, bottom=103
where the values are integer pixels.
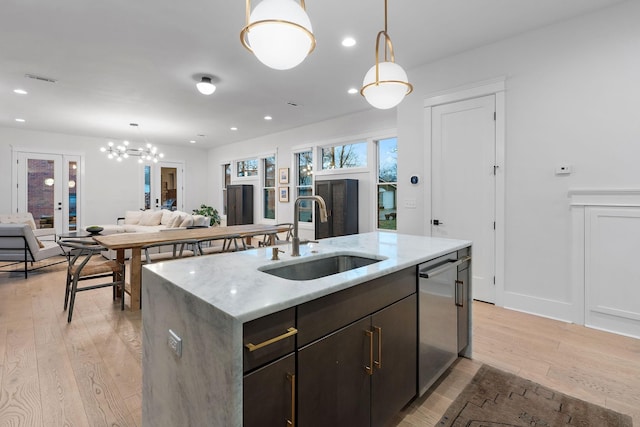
left=0, top=0, right=626, bottom=149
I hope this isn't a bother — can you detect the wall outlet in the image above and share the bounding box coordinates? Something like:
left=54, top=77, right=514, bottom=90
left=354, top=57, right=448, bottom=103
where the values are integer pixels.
left=168, top=329, right=182, bottom=358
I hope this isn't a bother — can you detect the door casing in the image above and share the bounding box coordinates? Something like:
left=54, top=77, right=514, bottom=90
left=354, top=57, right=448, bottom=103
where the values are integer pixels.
left=423, top=77, right=506, bottom=306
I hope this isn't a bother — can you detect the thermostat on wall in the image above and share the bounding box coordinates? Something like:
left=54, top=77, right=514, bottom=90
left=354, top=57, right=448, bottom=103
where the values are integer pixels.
left=410, top=175, right=419, bottom=185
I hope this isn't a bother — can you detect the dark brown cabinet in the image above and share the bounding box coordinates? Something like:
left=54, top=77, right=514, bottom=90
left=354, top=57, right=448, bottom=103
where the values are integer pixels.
left=315, top=179, right=358, bottom=239
left=227, top=184, right=253, bottom=225
left=242, top=308, right=296, bottom=426
left=296, top=268, right=417, bottom=427
left=243, top=354, right=295, bottom=427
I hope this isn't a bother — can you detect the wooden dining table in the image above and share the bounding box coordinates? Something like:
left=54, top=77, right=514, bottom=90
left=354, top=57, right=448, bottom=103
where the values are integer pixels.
left=93, top=224, right=290, bottom=311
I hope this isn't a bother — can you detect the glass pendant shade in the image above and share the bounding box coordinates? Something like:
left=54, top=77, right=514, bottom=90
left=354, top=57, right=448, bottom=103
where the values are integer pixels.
left=241, top=0, right=315, bottom=70
left=197, top=77, right=216, bottom=95
left=361, top=61, right=411, bottom=109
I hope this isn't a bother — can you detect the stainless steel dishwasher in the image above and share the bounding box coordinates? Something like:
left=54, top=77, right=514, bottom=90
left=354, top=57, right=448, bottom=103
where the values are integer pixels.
left=418, top=251, right=471, bottom=396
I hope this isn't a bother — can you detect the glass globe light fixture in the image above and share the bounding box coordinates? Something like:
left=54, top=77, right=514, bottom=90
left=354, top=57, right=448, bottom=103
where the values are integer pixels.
left=360, top=0, right=412, bottom=109
left=240, top=0, right=316, bottom=70
left=196, top=77, right=216, bottom=95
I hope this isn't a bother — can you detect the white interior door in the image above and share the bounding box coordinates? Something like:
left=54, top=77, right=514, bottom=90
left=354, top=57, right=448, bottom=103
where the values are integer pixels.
left=431, top=95, right=496, bottom=302
left=15, top=152, right=81, bottom=234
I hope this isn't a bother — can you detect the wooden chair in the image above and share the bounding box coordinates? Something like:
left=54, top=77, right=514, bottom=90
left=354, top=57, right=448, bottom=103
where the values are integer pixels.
left=197, top=234, right=247, bottom=255
left=261, top=223, right=294, bottom=246
left=141, top=239, right=199, bottom=263
left=58, top=239, right=126, bottom=323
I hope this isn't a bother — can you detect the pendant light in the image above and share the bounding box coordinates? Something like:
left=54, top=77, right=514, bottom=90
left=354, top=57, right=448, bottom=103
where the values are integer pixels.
left=196, top=77, right=216, bottom=95
left=360, top=0, right=413, bottom=109
left=240, top=0, right=316, bottom=70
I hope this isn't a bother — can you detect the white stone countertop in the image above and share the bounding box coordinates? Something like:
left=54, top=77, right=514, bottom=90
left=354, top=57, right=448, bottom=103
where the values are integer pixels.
left=143, top=231, right=471, bottom=323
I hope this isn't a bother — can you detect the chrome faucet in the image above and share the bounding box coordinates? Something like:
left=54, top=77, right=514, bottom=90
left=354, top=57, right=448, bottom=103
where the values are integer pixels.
left=292, top=195, right=328, bottom=256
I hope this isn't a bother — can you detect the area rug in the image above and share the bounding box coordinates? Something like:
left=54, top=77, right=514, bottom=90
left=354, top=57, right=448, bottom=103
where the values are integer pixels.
left=438, top=365, right=632, bottom=427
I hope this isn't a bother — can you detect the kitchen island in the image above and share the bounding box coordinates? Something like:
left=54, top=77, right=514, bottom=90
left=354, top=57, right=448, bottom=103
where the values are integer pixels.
left=142, top=232, right=471, bottom=426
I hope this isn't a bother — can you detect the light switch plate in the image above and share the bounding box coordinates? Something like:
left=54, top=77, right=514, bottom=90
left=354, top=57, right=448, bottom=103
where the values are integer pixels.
left=168, top=329, right=182, bottom=357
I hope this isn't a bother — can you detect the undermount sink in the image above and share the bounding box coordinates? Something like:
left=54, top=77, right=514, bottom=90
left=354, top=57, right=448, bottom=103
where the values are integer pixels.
left=259, top=253, right=385, bottom=281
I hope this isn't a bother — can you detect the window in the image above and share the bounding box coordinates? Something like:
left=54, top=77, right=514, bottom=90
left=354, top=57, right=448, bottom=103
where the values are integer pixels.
left=144, top=165, right=151, bottom=210
left=237, top=159, right=258, bottom=177
left=377, top=137, right=397, bottom=230
left=263, top=156, right=276, bottom=220
left=321, top=141, right=367, bottom=170
left=222, top=163, right=231, bottom=215
left=295, top=150, right=313, bottom=222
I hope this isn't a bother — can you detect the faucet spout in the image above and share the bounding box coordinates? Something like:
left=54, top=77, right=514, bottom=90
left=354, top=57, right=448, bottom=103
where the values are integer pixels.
left=292, top=195, right=327, bottom=257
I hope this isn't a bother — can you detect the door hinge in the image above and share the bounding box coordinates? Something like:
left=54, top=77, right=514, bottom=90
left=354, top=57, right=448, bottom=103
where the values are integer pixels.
left=493, top=276, right=496, bottom=285
left=493, top=111, right=496, bottom=121
left=493, top=221, right=496, bottom=230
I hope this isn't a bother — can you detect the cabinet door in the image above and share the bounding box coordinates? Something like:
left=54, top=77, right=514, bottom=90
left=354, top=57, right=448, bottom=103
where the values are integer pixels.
left=371, top=295, right=417, bottom=427
left=314, top=181, right=331, bottom=239
left=243, top=353, right=295, bottom=427
left=298, top=317, right=371, bottom=427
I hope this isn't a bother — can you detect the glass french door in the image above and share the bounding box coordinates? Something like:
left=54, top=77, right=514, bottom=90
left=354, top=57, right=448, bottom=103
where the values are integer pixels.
left=16, top=152, right=81, bottom=234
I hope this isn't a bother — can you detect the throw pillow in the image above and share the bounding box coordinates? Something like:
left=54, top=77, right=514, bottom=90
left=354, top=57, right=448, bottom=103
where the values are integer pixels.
left=179, top=216, right=194, bottom=227
left=124, top=210, right=143, bottom=225
left=139, top=210, right=163, bottom=226
left=160, top=209, right=175, bottom=225
left=192, top=215, right=207, bottom=227
left=169, top=214, right=184, bottom=228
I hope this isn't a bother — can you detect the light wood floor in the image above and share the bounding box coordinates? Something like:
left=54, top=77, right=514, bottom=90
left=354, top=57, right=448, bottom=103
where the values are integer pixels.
left=1, top=260, right=639, bottom=426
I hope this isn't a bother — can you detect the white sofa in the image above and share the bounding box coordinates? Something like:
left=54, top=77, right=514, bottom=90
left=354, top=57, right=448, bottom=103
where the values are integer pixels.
left=97, top=209, right=209, bottom=235
left=96, top=209, right=209, bottom=259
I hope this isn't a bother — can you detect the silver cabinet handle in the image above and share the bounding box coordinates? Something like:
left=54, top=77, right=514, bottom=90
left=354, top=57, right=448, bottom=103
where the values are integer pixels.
left=419, top=256, right=471, bottom=278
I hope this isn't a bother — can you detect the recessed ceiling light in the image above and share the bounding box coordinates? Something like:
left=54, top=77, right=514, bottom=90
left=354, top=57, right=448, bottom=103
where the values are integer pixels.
left=230, top=127, right=238, bottom=131
left=342, top=37, right=356, bottom=47
left=15, top=118, right=26, bottom=122
left=348, top=88, right=359, bottom=94
left=264, top=116, right=272, bottom=121
left=189, top=140, right=196, bottom=144
left=14, top=89, right=27, bottom=95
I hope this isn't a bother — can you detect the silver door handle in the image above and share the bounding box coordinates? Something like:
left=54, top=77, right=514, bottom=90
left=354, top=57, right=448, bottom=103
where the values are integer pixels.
left=419, top=256, right=471, bottom=278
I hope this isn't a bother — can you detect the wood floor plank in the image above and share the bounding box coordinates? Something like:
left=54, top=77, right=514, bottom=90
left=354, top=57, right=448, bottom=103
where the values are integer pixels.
left=32, top=290, right=91, bottom=427
left=0, top=324, right=43, bottom=427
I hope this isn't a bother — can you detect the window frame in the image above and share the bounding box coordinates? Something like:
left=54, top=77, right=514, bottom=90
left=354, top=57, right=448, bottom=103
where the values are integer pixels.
left=375, top=136, right=398, bottom=232
left=262, top=154, right=277, bottom=221
left=293, top=149, right=314, bottom=226
left=318, top=140, right=368, bottom=173
left=235, top=158, right=259, bottom=179
left=221, top=163, right=231, bottom=217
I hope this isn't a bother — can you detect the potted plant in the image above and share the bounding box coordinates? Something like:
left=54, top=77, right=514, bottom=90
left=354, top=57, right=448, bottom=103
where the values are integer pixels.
left=192, top=204, right=221, bottom=226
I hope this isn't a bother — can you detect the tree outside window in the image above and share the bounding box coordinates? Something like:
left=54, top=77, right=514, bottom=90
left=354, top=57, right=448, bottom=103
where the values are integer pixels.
left=321, top=142, right=367, bottom=170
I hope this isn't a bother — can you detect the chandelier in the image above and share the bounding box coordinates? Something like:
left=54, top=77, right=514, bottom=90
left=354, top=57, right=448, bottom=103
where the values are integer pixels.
left=100, top=140, right=164, bottom=163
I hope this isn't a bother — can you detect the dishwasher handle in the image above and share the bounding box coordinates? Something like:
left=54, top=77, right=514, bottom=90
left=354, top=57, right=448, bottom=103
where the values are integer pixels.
left=419, top=256, right=471, bottom=279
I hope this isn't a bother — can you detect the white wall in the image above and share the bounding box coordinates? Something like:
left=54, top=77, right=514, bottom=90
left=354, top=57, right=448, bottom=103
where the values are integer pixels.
left=397, top=1, right=640, bottom=321
left=0, top=127, right=210, bottom=227
left=208, top=109, right=395, bottom=241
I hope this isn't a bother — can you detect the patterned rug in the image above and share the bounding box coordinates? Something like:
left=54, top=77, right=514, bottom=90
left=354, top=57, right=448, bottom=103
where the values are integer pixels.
left=439, top=365, right=632, bottom=427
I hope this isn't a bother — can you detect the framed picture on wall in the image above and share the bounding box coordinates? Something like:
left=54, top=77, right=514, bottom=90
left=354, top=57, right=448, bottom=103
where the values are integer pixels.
left=279, top=187, right=289, bottom=202
left=279, top=168, right=289, bottom=184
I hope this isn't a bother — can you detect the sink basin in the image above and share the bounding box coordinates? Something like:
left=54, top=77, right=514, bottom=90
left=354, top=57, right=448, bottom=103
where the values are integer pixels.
left=259, top=253, right=384, bottom=281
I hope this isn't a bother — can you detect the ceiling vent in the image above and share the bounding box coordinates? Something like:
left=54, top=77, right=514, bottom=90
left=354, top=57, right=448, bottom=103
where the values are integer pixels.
left=24, top=73, right=57, bottom=83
